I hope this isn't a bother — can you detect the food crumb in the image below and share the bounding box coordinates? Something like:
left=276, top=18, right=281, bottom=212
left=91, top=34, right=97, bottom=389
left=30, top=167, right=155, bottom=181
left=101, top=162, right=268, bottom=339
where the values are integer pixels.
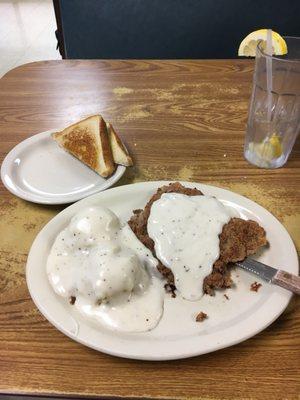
left=164, top=283, right=176, bottom=298
left=70, top=296, right=76, bottom=305
left=250, top=282, right=262, bottom=292
left=196, top=312, right=208, bottom=322
left=224, top=294, right=229, bottom=300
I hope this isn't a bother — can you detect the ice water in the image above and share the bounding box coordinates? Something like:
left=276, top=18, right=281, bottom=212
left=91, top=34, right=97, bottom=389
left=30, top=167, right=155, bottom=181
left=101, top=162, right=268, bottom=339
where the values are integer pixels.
left=244, top=37, right=300, bottom=169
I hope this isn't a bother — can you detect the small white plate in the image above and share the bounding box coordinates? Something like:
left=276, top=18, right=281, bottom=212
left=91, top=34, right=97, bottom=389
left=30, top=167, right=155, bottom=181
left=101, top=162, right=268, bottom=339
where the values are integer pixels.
left=26, top=181, right=298, bottom=360
left=1, top=130, right=126, bottom=204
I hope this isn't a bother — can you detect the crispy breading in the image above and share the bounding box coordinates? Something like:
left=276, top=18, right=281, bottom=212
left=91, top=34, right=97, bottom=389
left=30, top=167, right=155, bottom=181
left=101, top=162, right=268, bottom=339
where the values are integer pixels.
left=128, top=182, right=267, bottom=295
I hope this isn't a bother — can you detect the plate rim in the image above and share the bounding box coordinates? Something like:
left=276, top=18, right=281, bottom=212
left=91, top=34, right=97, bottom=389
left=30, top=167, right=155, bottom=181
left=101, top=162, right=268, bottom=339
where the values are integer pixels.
left=26, top=180, right=298, bottom=360
left=0, top=129, right=126, bottom=205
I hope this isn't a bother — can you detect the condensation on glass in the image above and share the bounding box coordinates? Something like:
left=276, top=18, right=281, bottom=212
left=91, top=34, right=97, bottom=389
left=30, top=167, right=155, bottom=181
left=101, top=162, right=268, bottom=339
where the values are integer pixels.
left=245, top=37, right=300, bottom=168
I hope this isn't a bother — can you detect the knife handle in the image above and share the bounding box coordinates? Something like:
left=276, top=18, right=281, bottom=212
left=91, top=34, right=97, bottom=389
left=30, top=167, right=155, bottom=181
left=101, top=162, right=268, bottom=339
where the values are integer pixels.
left=272, top=270, right=300, bottom=295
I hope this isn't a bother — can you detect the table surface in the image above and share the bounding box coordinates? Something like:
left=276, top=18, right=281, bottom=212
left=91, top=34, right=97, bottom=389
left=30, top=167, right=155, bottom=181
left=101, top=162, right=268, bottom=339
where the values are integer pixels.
left=0, top=60, right=299, bottom=400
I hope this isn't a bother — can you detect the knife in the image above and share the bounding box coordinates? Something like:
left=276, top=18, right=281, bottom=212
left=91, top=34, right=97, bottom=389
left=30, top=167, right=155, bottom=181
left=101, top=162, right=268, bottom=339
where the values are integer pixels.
left=235, top=258, right=300, bottom=295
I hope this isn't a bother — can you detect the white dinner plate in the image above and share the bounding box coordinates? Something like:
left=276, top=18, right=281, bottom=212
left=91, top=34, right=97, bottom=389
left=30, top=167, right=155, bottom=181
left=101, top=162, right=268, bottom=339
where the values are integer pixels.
left=26, top=181, right=298, bottom=360
left=1, top=130, right=126, bottom=204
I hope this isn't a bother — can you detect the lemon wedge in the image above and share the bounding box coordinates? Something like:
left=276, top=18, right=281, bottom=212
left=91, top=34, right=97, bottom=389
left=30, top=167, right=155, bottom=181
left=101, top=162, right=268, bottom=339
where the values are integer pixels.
left=248, top=134, right=283, bottom=161
left=268, top=134, right=283, bottom=158
left=238, top=29, right=287, bottom=57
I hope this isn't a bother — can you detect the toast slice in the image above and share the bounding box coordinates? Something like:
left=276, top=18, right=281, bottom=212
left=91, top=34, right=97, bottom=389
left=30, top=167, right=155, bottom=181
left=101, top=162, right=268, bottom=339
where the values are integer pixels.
left=107, top=123, right=133, bottom=166
left=52, top=115, right=115, bottom=177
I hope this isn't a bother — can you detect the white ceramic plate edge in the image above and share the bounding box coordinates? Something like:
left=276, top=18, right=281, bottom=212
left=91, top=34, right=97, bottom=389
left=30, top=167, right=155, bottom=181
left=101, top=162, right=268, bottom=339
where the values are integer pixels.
left=1, top=130, right=126, bottom=204
left=26, top=181, right=298, bottom=360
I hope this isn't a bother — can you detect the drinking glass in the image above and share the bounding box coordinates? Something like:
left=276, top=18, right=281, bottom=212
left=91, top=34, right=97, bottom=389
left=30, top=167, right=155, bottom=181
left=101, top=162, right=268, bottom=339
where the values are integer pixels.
left=244, top=36, right=300, bottom=168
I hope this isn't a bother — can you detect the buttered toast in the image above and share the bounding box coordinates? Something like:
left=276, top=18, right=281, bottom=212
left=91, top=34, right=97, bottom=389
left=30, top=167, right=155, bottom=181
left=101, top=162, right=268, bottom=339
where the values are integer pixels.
left=107, top=123, right=133, bottom=167
left=52, top=115, right=115, bottom=177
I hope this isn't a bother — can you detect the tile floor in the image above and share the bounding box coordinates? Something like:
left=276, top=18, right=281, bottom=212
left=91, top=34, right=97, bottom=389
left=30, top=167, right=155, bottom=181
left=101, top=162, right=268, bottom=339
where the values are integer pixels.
left=0, top=0, right=61, bottom=78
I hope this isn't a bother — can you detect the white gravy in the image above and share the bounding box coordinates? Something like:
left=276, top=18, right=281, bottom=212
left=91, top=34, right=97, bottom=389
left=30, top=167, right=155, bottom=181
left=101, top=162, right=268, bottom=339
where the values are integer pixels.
left=147, top=193, right=233, bottom=300
left=47, top=207, right=164, bottom=332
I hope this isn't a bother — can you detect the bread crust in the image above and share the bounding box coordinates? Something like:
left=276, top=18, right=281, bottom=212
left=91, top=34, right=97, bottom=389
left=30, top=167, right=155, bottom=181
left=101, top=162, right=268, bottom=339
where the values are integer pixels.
left=52, top=115, right=115, bottom=177
left=98, top=117, right=115, bottom=177
left=107, top=123, right=133, bottom=166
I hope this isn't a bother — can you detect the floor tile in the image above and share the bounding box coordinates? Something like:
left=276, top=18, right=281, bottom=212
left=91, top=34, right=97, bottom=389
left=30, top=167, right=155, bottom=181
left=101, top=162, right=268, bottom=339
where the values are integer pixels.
left=0, top=0, right=61, bottom=78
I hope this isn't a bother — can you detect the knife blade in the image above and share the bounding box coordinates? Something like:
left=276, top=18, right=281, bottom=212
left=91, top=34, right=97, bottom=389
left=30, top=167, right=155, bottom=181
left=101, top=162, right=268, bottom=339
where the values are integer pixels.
left=236, top=258, right=300, bottom=295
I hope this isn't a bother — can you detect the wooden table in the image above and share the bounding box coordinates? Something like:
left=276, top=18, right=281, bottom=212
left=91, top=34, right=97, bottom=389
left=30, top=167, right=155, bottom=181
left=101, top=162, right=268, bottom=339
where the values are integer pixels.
left=0, top=60, right=299, bottom=400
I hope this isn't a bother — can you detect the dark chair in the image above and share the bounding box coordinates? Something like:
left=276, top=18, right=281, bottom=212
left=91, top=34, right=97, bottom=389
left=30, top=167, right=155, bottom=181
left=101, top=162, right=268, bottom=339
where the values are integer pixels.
left=53, top=0, right=300, bottom=59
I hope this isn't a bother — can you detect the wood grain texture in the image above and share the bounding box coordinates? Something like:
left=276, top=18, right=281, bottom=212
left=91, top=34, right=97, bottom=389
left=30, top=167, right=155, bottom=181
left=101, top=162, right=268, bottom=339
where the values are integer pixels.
left=0, top=60, right=299, bottom=400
